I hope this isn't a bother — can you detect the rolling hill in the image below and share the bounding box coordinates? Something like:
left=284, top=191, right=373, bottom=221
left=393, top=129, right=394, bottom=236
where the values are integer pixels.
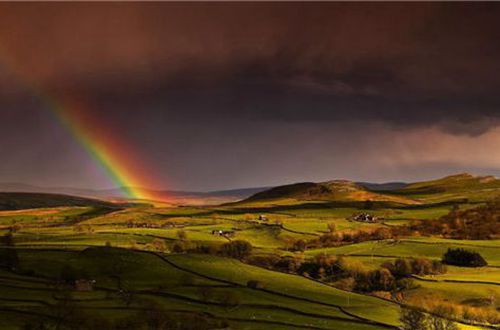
left=393, top=173, right=500, bottom=203
left=242, top=173, right=500, bottom=206
left=245, top=180, right=418, bottom=205
left=0, top=192, right=117, bottom=211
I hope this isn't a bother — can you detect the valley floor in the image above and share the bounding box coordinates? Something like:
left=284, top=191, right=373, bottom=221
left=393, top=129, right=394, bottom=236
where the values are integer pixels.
left=0, top=196, right=498, bottom=329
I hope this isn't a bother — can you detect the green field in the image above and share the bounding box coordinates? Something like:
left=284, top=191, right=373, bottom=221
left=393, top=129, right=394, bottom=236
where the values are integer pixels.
left=0, top=176, right=499, bottom=329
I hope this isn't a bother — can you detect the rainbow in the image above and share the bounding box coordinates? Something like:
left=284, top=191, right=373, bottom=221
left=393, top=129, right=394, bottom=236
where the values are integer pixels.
left=0, top=51, right=167, bottom=202
left=50, top=98, right=166, bottom=201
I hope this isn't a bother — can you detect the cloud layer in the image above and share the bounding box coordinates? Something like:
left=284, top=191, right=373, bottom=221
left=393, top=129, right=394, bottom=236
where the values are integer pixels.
left=0, top=3, right=499, bottom=189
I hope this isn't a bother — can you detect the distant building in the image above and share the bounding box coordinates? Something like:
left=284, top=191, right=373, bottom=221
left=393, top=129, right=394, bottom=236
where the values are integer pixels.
left=351, top=213, right=378, bottom=223
left=74, top=279, right=95, bottom=291
left=211, top=229, right=235, bottom=237
left=258, top=215, right=268, bottom=221
left=127, top=222, right=161, bottom=228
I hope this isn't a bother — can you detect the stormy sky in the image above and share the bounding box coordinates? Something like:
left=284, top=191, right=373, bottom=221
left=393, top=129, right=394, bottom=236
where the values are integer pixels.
left=0, top=2, right=500, bottom=191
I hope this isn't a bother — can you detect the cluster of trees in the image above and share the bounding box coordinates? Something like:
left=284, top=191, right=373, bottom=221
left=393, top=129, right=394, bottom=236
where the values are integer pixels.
left=247, top=253, right=445, bottom=294
left=442, top=248, right=488, bottom=267
left=410, top=199, right=499, bottom=240
left=405, top=295, right=500, bottom=329
left=246, top=254, right=303, bottom=273
left=219, top=240, right=253, bottom=259
left=382, top=258, right=447, bottom=277
left=283, top=199, right=499, bottom=253
left=170, top=239, right=253, bottom=260
left=349, top=257, right=445, bottom=293
left=400, top=308, right=458, bottom=330
left=288, top=227, right=401, bottom=252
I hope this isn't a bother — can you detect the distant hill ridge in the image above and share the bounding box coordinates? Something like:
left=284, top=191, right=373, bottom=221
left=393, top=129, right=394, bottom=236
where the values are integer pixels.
left=244, top=173, right=500, bottom=204
left=399, top=173, right=500, bottom=194
left=0, top=192, right=116, bottom=211
left=246, top=180, right=418, bottom=205
left=1, top=173, right=499, bottom=205
left=0, top=183, right=270, bottom=202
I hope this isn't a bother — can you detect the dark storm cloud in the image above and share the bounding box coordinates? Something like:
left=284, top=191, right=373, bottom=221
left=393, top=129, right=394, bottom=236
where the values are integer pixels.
left=2, top=2, right=497, bottom=135
left=1, top=2, right=500, bottom=190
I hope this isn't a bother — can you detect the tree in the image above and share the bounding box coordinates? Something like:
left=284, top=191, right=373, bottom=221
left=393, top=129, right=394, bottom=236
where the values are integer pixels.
left=327, top=222, right=336, bottom=233
left=400, top=308, right=427, bottom=330
left=151, top=238, right=167, bottom=252
left=392, top=258, right=413, bottom=277
left=442, top=248, right=487, bottom=267
left=364, top=200, right=374, bottom=210
left=172, top=242, right=185, bottom=253
left=428, top=314, right=458, bottom=330
left=293, top=239, right=307, bottom=252
left=412, top=258, right=433, bottom=275
left=220, top=240, right=252, bottom=259
left=400, top=307, right=458, bottom=330
left=373, top=268, right=395, bottom=291
left=247, top=280, right=265, bottom=289
left=0, top=232, right=19, bottom=270
left=176, top=229, right=187, bottom=241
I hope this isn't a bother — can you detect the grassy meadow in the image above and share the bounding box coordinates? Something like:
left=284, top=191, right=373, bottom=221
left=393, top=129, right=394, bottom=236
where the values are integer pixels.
left=0, top=175, right=499, bottom=329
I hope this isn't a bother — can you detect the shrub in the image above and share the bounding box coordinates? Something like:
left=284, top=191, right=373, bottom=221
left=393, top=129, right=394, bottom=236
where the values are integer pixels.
left=396, top=278, right=419, bottom=291
left=194, top=243, right=220, bottom=255
left=247, top=280, right=265, bottom=289
left=218, top=291, right=240, bottom=307
left=151, top=238, right=167, bottom=252
left=442, top=248, right=487, bottom=267
left=198, top=286, right=215, bottom=302
left=400, top=308, right=427, bottom=330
